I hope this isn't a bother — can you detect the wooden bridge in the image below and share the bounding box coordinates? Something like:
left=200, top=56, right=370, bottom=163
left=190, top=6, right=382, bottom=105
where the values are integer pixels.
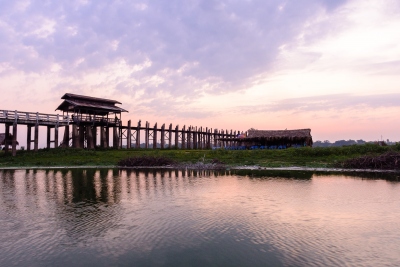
left=1, top=109, right=240, bottom=156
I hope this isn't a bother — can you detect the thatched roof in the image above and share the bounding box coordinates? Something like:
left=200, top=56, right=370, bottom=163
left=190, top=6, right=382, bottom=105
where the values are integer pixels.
left=0, top=133, right=19, bottom=145
left=247, top=129, right=312, bottom=140
left=56, top=93, right=128, bottom=115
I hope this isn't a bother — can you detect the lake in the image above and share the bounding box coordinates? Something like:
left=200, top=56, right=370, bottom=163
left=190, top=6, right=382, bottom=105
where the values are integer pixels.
left=1, top=169, right=400, bottom=267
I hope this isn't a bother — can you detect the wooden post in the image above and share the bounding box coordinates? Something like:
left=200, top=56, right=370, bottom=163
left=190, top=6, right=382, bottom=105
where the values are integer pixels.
left=63, top=125, right=70, bottom=148
left=153, top=123, right=157, bottom=149
left=187, top=126, right=191, bottom=149
left=105, top=127, right=110, bottom=148
left=136, top=120, right=141, bottom=148
left=4, top=124, right=10, bottom=154
left=87, top=125, right=95, bottom=149
left=92, top=126, right=97, bottom=148
left=47, top=126, right=51, bottom=149
left=191, top=126, right=197, bottom=149
left=27, top=125, right=32, bottom=151
left=175, top=125, right=179, bottom=149
left=145, top=121, right=149, bottom=149
left=168, top=124, right=172, bottom=149
left=119, top=126, right=123, bottom=149
left=100, top=126, right=106, bottom=148
left=72, top=125, right=78, bottom=148
left=79, top=125, right=85, bottom=148
left=181, top=125, right=186, bottom=149
left=213, top=129, right=217, bottom=148
left=127, top=120, right=131, bottom=149
left=161, top=123, right=165, bottom=149
left=34, top=124, right=39, bottom=151
left=12, top=123, right=17, bottom=156
left=113, top=126, right=119, bottom=148
left=55, top=125, right=59, bottom=148
left=207, top=128, right=211, bottom=149
left=205, top=128, right=208, bottom=149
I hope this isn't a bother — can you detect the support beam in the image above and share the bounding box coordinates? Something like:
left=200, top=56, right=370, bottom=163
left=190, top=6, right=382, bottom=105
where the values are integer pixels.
left=153, top=123, right=157, bottom=149
left=113, top=126, right=119, bottom=148
left=72, top=124, right=79, bottom=148
left=4, top=124, right=10, bottom=154
left=136, top=120, right=141, bottom=148
left=79, top=125, right=85, bottom=148
left=161, top=123, right=165, bottom=149
left=175, top=125, right=179, bottom=149
left=127, top=120, right=131, bottom=149
left=168, top=124, right=172, bottom=149
left=34, top=124, right=39, bottom=151
left=47, top=126, right=51, bottom=149
left=54, top=126, right=59, bottom=148
left=12, top=123, right=17, bottom=156
left=27, top=125, right=32, bottom=151
left=63, top=125, right=70, bottom=148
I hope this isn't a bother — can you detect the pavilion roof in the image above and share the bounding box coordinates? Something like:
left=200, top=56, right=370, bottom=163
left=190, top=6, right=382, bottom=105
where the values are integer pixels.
left=55, top=93, right=128, bottom=115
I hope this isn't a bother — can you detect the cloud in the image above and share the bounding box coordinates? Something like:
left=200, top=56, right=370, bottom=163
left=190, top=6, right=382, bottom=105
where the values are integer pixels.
left=235, top=93, right=400, bottom=114
left=0, top=0, right=351, bottom=99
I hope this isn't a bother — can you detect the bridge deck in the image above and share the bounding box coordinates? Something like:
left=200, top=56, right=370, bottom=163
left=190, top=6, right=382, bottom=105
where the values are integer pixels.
left=0, top=110, right=120, bottom=126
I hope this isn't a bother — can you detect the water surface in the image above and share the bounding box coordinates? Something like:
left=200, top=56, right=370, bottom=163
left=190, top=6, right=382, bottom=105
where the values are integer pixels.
left=1, top=169, right=400, bottom=266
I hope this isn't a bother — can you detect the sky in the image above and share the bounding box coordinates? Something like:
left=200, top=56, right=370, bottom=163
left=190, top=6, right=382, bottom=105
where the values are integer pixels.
left=1, top=0, right=400, bottom=144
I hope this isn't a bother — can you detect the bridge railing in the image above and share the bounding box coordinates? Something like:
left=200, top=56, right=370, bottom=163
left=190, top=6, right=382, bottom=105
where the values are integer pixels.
left=0, top=110, right=69, bottom=124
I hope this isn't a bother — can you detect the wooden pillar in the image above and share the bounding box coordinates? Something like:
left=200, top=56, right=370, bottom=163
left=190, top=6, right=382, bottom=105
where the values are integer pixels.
left=27, top=125, right=32, bottom=151
left=112, top=126, right=118, bottom=148
left=136, top=120, right=141, bottom=148
left=100, top=126, right=106, bottom=148
left=63, top=125, right=70, bottom=148
left=79, top=125, right=85, bottom=148
left=4, top=124, right=10, bottom=154
left=168, top=124, right=172, bottom=149
left=153, top=123, right=157, bottom=149
left=105, top=127, right=110, bottom=148
left=47, top=126, right=51, bottom=149
left=207, top=129, right=211, bottom=149
left=144, top=121, right=148, bottom=149
left=34, top=124, right=39, bottom=151
left=187, top=126, right=191, bottom=149
left=175, top=125, right=179, bottom=149
left=87, top=125, right=94, bottom=149
left=92, top=126, right=97, bottom=148
left=12, top=123, right=17, bottom=156
left=54, top=126, right=59, bottom=148
left=213, top=129, right=217, bottom=148
left=72, top=124, right=79, bottom=148
left=204, top=128, right=208, bottom=149
left=119, top=127, right=123, bottom=149
left=161, top=123, right=165, bottom=149
left=181, top=125, right=186, bottom=149
left=192, top=127, right=197, bottom=149
left=127, top=120, right=131, bottom=149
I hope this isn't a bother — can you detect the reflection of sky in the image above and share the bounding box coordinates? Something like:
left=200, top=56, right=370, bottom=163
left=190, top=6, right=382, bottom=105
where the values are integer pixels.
left=1, top=0, right=400, bottom=144
left=0, top=169, right=400, bottom=266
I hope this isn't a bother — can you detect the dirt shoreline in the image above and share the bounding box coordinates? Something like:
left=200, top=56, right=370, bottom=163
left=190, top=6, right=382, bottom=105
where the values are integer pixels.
left=1, top=164, right=399, bottom=173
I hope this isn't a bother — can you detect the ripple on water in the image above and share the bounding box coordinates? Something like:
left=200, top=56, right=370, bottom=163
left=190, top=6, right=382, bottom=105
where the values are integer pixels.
left=1, top=170, right=400, bottom=266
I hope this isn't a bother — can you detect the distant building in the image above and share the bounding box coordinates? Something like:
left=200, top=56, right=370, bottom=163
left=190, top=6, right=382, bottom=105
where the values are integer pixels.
left=219, top=129, right=313, bottom=149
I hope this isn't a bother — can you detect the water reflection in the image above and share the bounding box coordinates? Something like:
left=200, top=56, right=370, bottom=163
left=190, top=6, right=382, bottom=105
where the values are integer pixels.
left=0, top=169, right=400, bottom=267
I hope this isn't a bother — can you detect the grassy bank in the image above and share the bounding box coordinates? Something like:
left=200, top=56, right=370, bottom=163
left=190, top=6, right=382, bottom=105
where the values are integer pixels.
left=1, top=143, right=399, bottom=168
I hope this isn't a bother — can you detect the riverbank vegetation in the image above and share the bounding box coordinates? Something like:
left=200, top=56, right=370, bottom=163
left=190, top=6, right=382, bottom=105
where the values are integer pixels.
left=1, top=143, right=400, bottom=169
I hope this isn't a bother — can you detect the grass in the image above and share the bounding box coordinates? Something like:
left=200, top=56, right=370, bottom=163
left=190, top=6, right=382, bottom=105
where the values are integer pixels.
left=0, top=143, right=399, bottom=168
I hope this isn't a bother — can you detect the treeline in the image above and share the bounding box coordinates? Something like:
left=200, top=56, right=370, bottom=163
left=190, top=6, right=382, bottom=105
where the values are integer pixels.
left=314, top=139, right=398, bottom=147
